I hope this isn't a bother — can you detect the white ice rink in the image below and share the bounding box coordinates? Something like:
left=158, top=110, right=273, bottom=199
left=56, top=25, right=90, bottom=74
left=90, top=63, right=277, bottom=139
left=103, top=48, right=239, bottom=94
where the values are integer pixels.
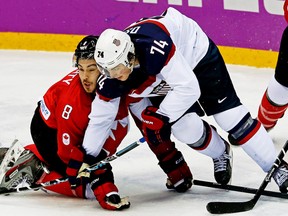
left=0, top=50, right=288, bottom=216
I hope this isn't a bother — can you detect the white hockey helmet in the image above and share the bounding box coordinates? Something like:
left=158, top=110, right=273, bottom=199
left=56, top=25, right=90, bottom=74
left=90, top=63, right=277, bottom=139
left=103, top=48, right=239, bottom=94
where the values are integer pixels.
left=95, top=29, right=135, bottom=78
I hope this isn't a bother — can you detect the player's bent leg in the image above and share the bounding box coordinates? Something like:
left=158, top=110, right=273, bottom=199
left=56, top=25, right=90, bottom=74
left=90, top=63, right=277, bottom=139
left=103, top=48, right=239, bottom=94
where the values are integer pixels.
left=24, top=144, right=83, bottom=197
left=146, top=137, right=193, bottom=192
left=190, top=122, right=232, bottom=185
left=0, top=143, right=92, bottom=197
left=159, top=148, right=193, bottom=192
left=90, top=163, right=130, bottom=210
left=227, top=114, right=277, bottom=171
left=0, top=143, right=49, bottom=190
left=37, top=171, right=81, bottom=197
left=220, top=107, right=278, bottom=172
left=220, top=107, right=288, bottom=193
left=235, top=121, right=288, bottom=193
left=173, top=114, right=232, bottom=185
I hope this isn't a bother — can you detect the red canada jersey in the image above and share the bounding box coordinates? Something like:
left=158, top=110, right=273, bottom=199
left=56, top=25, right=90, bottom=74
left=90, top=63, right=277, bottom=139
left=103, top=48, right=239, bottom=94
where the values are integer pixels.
left=39, top=70, right=129, bottom=164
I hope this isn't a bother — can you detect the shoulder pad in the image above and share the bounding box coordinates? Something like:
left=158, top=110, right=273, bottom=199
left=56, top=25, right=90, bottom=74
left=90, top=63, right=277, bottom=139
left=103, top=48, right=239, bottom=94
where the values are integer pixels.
left=126, top=21, right=175, bottom=75
left=96, top=75, right=127, bottom=100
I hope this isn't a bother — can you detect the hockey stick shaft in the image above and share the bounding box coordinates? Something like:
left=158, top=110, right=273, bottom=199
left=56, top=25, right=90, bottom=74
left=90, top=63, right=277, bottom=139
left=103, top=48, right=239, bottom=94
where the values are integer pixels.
left=0, top=137, right=145, bottom=195
left=193, top=179, right=288, bottom=199
left=85, top=137, right=145, bottom=172
left=206, top=140, right=288, bottom=214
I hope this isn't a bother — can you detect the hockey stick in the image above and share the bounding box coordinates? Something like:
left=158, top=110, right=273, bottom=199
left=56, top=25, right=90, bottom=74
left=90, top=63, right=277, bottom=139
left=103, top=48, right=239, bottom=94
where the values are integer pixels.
left=0, top=137, right=145, bottom=195
left=206, top=140, right=288, bottom=214
left=193, top=179, right=288, bottom=199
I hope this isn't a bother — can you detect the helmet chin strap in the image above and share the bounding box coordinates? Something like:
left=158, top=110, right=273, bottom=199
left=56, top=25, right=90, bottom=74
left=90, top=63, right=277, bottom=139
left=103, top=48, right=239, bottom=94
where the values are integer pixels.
left=128, top=55, right=139, bottom=73
left=128, top=64, right=134, bottom=74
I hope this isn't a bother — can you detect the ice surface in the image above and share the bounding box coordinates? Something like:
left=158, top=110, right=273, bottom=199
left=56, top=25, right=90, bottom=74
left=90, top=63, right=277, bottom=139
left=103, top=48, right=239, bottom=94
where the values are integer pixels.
left=0, top=50, right=287, bottom=216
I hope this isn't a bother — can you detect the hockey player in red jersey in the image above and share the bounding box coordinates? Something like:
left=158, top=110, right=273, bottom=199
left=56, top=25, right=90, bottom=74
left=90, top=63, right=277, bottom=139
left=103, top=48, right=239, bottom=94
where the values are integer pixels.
left=90, top=7, right=288, bottom=194
left=258, top=0, right=288, bottom=131
left=0, top=35, right=130, bottom=210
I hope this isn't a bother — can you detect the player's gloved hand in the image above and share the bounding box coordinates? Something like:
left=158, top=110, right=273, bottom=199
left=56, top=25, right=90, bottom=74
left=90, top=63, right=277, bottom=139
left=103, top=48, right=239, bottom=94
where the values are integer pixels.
left=141, top=106, right=171, bottom=145
left=66, top=147, right=92, bottom=196
left=66, top=146, right=110, bottom=189
left=90, top=163, right=130, bottom=210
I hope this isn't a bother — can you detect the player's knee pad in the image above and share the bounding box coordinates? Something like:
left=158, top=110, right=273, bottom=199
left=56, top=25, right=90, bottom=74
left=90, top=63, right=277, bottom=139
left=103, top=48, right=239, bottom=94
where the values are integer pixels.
left=228, top=113, right=261, bottom=146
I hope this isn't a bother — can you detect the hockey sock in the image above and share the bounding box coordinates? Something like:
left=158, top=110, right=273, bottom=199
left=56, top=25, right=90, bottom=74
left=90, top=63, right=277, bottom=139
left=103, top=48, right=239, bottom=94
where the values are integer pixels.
left=258, top=90, right=288, bottom=130
left=240, top=124, right=277, bottom=172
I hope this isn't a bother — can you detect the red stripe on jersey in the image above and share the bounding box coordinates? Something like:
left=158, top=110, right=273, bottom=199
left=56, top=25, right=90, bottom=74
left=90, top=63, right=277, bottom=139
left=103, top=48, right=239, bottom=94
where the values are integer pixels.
left=97, top=93, right=113, bottom=102
left=238, top=121, right=261, bottom=145
left=166, top=44, right=176, bottom=66
left=127, top=19, right=170, bottom=35
left=128, top=75, right=156, bottom=96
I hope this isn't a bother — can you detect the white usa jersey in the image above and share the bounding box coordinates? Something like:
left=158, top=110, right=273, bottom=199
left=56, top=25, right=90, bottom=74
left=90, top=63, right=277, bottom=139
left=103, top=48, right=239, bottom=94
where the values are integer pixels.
left=82, top=7, right=210, bottom=153
left=123, top=7, right=208, bottom=121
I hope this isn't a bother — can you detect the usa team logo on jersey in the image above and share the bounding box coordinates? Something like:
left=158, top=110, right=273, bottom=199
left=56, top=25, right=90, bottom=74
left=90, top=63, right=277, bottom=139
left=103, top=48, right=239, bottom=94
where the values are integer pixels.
left=151, top=80, right=171, bottom=95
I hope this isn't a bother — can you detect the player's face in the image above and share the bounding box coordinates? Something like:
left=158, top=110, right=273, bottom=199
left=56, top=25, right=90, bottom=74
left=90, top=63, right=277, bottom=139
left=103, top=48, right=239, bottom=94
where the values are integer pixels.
left=78, top=59, right=100, bottom=93
left=108, top=63, right=131, bottom=81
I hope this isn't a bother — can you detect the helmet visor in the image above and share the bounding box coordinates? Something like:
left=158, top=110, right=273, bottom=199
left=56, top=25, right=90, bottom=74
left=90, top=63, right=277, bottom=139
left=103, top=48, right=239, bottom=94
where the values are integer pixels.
left=97, top=63, right=113, bottom=78
left=97, top=63, right=125, bottom=79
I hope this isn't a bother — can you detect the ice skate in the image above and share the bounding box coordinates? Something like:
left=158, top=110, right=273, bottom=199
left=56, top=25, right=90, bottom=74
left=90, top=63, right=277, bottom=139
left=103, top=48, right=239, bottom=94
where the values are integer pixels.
left=273, top=160, right=288, bottom=193
left=0, top=139, right=24, bottom=182
left=0, top=147, right=8, bottom=164
left=213, top=141, right=233, bottom=185
left=0, top=141, right=48, bottom=191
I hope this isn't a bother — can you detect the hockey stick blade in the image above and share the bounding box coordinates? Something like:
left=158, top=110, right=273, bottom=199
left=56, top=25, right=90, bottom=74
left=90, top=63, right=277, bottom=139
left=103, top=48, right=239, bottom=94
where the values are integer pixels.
left=206, top=200, right=255, bottom=214
left=193, top=179, right=288, bottom=199
left=0, top=137, right=145, bottom=195
left=206, top=140, right=288, bottom=214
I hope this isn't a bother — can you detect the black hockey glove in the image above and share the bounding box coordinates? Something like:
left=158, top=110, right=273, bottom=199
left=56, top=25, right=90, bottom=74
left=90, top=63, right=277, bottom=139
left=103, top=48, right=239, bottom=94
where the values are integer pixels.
left=66, top=147, right=91, bottom=191
left=66, top=147, right=107, bottom=191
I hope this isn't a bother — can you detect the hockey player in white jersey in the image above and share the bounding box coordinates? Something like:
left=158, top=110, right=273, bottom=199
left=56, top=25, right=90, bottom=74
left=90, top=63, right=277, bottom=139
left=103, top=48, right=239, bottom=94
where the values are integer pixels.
left=89, top=7, right=288, bottom=193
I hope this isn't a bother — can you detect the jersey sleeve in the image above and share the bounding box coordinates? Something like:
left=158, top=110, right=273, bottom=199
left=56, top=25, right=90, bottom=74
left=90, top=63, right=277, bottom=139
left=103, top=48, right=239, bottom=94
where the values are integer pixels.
left=82, top=94, right=121, bottom=156
left=96, top=75, right=127, bottom=101
left=39, top=82, right=61, bottom=129
left=157, top=50, right=201, bottom=122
